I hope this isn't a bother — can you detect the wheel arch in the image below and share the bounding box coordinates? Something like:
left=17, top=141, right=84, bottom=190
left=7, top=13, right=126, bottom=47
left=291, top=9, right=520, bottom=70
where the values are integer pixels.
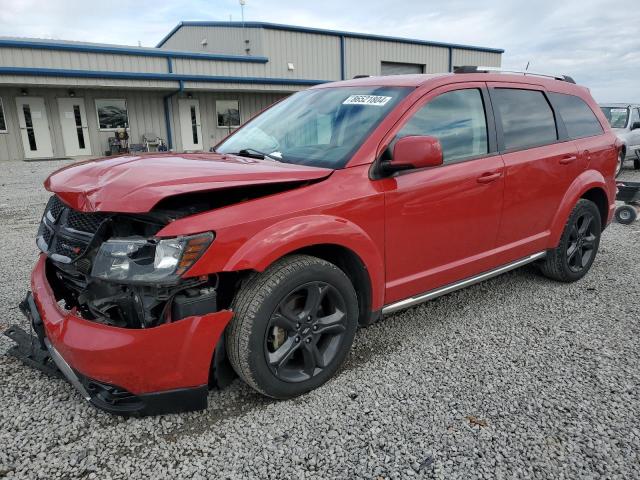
left=580, top=187, right=609, bottom=231
left=549, top=170, right=613, bottom=246
left=220, top=215, right=385, bottom=316
left=288, top=244, right=376, bottom=326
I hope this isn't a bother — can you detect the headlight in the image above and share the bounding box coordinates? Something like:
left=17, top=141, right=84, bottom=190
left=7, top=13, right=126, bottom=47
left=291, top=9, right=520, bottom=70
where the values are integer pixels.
left=90, top=232, right=213, bottom=284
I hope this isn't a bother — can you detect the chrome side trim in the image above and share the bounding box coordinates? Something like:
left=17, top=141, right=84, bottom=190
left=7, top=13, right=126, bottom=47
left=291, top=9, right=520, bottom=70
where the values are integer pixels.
left=43, top=338, right=91, bottom=402
left=382, top=251, right=546, bottom=316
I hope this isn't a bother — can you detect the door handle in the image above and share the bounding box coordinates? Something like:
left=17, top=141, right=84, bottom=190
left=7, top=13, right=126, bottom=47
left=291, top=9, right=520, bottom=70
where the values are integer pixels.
left=477, top=172, right=502, bottom=184
left=559, top=155, right=577, bottom=165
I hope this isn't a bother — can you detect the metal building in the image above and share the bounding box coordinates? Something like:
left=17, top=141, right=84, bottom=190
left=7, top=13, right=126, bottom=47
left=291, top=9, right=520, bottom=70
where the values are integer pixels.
left=0, top=22, right=503, bottom=161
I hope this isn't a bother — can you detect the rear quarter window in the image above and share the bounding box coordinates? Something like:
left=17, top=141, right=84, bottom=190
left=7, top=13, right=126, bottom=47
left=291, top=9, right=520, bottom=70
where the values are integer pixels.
left=549, top=93, right=604, bottom=139
left=492, top=88, right=558, bottom=151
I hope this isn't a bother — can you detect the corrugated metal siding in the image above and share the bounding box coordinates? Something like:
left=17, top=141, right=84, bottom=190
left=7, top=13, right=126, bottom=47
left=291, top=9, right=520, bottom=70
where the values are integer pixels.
left=1, top=47, right=167, bottom=73
left=170, top=91, right=288, bottom=151
left=261, top=30, right=341, bottom=80
left=159, top=26, right=266, bottom=56
left=344, top=38, right=449, bottom=79
left=451, top=49, right=502, bottom=69
left=0, top=90, right=23, bottom=161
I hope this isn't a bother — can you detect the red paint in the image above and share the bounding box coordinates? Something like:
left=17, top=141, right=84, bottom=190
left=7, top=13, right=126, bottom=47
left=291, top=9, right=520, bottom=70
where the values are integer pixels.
left=31, top=255, right=232, bottom=394
left=37, top=73, right=617, bottom=395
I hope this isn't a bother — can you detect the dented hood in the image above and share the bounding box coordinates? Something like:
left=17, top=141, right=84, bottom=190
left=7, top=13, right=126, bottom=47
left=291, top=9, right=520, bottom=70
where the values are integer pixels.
left=45, top=153, right=333, bottom=213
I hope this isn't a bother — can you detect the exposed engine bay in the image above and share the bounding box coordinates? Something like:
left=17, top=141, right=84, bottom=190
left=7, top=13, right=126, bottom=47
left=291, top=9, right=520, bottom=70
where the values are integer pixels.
left=37, top=182, right=316, bottom=329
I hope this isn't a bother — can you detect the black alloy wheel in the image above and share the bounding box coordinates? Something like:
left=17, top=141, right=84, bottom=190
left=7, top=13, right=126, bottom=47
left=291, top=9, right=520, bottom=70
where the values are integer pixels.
left=265, top=281, right=348, bottom=383
left=539, top=199, right=601, bottom=283
left=566, top=211, right=598, bottom=273
left=226, top=254, right=358, bottom=399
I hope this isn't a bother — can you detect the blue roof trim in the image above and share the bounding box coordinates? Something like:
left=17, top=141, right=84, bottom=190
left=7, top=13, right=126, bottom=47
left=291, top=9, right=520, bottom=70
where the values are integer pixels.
left=157, top=21, right=504, bottom=54
left=0, top=38, right=268, bottom=63
left=0, top=66, right=327, bottom=86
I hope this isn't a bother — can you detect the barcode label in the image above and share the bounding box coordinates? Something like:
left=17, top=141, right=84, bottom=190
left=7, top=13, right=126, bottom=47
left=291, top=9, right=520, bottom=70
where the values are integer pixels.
left=343, top=95, right=393, bottom=106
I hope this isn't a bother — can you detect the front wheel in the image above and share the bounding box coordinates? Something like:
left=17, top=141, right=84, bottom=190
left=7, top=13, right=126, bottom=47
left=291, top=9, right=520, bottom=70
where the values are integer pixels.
left=226, top=255, right=358, bottom=399
left=539, top=199, right=601, bottom=282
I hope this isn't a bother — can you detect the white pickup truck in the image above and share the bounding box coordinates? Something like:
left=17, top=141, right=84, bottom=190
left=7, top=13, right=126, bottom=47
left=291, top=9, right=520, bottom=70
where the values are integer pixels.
left=600, top=103, right=640, bottom=177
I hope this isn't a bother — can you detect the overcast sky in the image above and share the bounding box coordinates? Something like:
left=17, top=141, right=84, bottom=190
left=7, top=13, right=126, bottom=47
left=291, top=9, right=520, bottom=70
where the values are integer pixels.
left=1, top=0, right=638, bottom=102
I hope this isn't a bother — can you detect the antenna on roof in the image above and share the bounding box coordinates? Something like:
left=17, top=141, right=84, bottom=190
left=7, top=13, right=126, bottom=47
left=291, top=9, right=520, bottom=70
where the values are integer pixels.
left=525, top=61, right=530, bottom=71
left=239, top=0, right=250, bottom=55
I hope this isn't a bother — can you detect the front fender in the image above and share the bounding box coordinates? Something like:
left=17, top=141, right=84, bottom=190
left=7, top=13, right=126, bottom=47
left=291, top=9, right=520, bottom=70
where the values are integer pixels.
left=548, top=169, right=614, bottom=247
left=221, top=215, right=385, bottom=311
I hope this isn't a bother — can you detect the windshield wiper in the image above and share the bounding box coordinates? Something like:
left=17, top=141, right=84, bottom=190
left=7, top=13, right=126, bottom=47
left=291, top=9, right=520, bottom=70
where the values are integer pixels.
left=233, top=148, right=282, bottom=162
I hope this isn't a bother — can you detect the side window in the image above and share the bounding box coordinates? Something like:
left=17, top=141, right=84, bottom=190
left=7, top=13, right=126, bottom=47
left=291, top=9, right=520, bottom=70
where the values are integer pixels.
left=548, top=92, right=604, bottom=139
left=492, top=89, right=557, bottom=150
left=397, top=89, right=488, bottom=164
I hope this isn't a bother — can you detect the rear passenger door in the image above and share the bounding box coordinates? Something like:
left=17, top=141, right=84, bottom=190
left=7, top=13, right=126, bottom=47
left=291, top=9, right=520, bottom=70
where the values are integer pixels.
left=488, top=84, right=579, bottom=260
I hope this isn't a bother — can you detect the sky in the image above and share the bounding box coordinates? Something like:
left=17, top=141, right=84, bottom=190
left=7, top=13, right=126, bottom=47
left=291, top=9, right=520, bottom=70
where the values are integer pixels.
left=1, top=0, right=639, bottom=102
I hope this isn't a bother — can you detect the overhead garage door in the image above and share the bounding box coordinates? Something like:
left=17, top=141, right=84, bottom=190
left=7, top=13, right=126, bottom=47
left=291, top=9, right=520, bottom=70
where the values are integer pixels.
left=381, top=62, right=425, bottom=76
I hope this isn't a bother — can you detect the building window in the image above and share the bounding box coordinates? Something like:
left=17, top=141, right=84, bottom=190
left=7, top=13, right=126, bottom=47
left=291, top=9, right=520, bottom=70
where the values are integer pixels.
left=381, top=62, right=424, bottom=76
left=216, top=100, right=240, bottom=128
left=0, top=98, right=7, bottom=133
left=95, top=99, right=128, bottom=130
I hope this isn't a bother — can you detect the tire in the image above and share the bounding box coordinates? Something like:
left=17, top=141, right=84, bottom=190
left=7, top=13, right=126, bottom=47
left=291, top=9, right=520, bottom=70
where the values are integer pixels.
left=615, top=150, right=624, bottom=177
left=226, top=254, right=359, bottom=399
left=615, top=205, right=637, bottom=225
left=540, top=199, right=601, bottom=282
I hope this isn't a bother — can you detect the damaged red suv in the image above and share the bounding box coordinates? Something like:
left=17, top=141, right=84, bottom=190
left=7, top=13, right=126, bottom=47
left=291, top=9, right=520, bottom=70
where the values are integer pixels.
left=7, top=68, right=618, bottom=415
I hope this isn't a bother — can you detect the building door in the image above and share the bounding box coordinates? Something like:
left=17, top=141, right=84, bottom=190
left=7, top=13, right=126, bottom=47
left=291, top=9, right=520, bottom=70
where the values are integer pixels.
left=57, top=98, right=92, bottom=156
left=178, top=99, right=203, bottom=151
left=15, top=97, right=54, bottom=159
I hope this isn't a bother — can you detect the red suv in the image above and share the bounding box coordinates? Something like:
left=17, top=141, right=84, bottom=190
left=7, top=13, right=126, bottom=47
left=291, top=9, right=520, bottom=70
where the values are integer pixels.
left=7, top=69, right=618, bottom=415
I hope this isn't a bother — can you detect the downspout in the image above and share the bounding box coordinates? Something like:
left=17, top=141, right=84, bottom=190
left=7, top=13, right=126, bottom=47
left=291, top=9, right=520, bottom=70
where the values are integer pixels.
left=163, top=57, right=183, bottom=151
left=448, top=47, right=453, bottom=72
left=339, top=36, right=346, bottom=80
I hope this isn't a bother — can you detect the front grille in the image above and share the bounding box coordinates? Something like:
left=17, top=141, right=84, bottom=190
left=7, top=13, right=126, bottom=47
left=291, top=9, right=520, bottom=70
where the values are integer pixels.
left=67, top=209, right=107, bottom=234
left=37, top=195, right=109, bottom=263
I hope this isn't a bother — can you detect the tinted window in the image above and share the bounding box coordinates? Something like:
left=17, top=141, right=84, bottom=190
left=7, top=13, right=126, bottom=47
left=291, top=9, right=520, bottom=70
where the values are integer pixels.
left=397, top=89, right=488, bottom=164
left=493, top=89, right=557, bottom=150
left=549, top=93, right=603, bottom=139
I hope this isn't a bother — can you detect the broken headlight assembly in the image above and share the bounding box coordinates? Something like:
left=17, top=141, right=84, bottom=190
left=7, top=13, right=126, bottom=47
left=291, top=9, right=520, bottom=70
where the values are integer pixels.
left=90, top=232, right=214, bottom=284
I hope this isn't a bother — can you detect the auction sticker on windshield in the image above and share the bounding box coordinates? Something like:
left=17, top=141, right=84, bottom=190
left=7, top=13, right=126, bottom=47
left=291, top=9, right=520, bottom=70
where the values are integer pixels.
left=343, top=95, right=392, bottom=106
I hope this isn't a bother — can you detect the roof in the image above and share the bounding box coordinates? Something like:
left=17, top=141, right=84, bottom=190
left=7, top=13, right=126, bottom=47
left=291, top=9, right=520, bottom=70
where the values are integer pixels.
left=311, top=72, right=589, bottom=92
left=0, top=36, right=268, bottom=63
left=156, top=21, right=505, bottom=54
left=599, top=103, right=640, bottom=108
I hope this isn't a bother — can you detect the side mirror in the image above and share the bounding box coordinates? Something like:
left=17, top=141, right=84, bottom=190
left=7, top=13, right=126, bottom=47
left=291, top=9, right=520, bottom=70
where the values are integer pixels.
left=385, top=135, right=443, bottom=173
left=631, top=121, right=640, bottom=131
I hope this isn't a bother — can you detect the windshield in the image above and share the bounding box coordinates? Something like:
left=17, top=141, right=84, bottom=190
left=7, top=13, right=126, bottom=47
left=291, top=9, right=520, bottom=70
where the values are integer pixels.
left=216, top=86, right=411, bottom=169
left=600, top=107, right=629, bottom=128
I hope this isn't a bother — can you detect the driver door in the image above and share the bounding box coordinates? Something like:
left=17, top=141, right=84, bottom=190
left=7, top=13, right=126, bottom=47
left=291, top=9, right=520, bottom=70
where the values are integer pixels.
left=382, top=83, right=505, bottom=304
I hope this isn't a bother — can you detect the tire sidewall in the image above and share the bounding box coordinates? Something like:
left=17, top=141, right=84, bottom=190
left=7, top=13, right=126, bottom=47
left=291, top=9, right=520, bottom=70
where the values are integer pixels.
left=245, top=261, right=358, bottom=399
left=558, top=200, right=602, bottom=281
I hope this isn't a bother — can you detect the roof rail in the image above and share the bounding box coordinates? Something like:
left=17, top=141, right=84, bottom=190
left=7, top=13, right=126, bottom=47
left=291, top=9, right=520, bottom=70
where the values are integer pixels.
left=453, top=66, right=576, bottom=84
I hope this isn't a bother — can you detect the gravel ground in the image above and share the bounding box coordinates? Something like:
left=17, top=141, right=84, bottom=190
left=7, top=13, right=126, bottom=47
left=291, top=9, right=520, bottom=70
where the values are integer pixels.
left=0, top=160, right=639, bottom=480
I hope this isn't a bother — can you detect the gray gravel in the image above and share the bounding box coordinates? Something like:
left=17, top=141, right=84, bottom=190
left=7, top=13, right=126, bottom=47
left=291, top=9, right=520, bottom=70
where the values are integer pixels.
left=1, top=160, right=639, bottom=479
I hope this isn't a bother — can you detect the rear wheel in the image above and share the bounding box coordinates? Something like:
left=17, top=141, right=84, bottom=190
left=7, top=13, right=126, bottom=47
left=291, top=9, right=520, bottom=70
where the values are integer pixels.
left=540, top=199, right=601, bottom=282
left=226, top=255, right=358, bottom=399
left=615, top=205, right=637, bottom=225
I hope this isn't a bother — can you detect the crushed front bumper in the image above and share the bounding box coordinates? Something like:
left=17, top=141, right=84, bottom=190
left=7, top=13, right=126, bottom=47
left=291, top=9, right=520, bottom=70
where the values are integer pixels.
left=5, top=254, right=234, bottom=416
